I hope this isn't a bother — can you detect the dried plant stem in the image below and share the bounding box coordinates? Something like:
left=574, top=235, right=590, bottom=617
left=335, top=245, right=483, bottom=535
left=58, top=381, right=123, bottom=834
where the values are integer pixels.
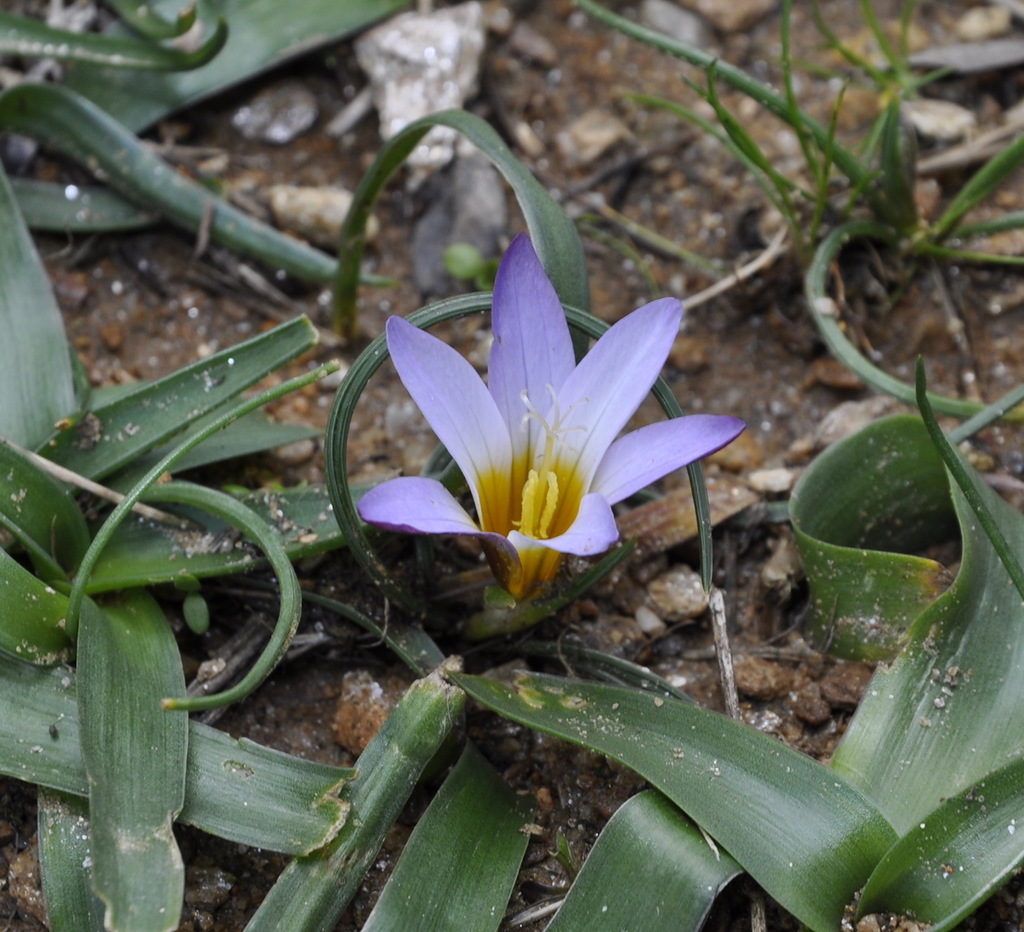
left=1, top=436, right=189, bottom=527
left=685, top=227, right=788, bottom=312
left=710, top=587, right=741, bottom=721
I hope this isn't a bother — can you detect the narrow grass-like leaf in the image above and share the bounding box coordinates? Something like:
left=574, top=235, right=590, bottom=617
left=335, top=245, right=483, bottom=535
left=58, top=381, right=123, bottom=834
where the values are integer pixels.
left=0, top=10, right=226, bottom=70
left=0, top=548, right=72, bottom=663
left=111, top=410, right=320, bottom=487
left=245, top=663, right=465, bottom=932
left=133, top=481, right=303, bottom=710
left=546, top=790, right=741, bottom=932
left=87, top=484, right=349, bottom=591
left=0, top=652, right=352, bottom=853
left=789, top=414, right=956, bottom=658
left=64, top=0, right=410, bottom=131
left=185, top=723, right=352, bottom=854
left=77, top=591, right=187, bottom=932
left=0, top=164, right=75, bottom=449
left=333, top=108, right=588, bottom=336
left=103, top=0, right=199, bottom=40
left=38, top=789, right=107, bottom=932
left=0, top=84, right=338, bottom=283
left=11, top=178, right=158, bottom=232
left=576, top=0, right=880, bottom=216
left=831, top=418, right=1024, bottom=835
left=857, top=756, right=1024, bottom=929
left=0, top=437, right=89, bottom=581
left=931, top=130, right=1024, bottom=242
left=362, top=743, right=531, bottom=932
left=916, top=358, right=1024, bottom=602
left=455, top=671, right=896, bottom=932
left=45, top=315, right=317, bottom=480
left=805, top=220, right=1024, bottom=421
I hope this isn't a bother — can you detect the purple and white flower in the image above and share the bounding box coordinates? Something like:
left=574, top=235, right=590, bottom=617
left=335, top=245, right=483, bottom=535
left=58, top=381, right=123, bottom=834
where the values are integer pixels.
left=358, top=234, right=745, bottom=599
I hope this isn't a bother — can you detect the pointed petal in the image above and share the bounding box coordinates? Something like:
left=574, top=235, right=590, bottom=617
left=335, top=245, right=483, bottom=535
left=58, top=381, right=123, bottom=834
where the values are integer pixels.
left=357, top=477, right=481, bottom=535
left=551, top=297, right=683, bottom=485
left=386, top=317, right=512, bottom=518
left=488, top=235, right=575, bottom=435
left=591, top=415, right=747, bottom=505
left=510, top=492, right=619, bottom=556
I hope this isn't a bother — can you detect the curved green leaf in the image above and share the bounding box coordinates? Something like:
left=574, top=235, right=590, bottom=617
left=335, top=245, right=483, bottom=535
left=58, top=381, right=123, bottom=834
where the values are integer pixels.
left=0, top=84, right=337, bottom=283
left=0, top=10, right=226, bottom=70
left=87, top=484, right=350, bottom=591
left=0, top=437, right=90, bottom=581
left=0, top=652, right=352, bottom=854
left=0, top=548, right=72, bottom=664
left=0, top=164, right=75, bottom=449
left=11, top=178, right=158, bottom=232
left=858, top=756, right=1024, bottom=930
left=455, top=671, right=896, bottom=932
left=77, top=591, right=188, bottom=932
left=38, top=790, right=106, bottom=932
left=362, top=744, right=531, bottom=932
left=245, top=664, right=465, bottom=932
left=546, top=790, right=741, bottom=932
left=789, top=414, right=957, bottom=658
left=64, top=0, right=410, bottom=131
left=45, top=315, right=318, bottom=481
left=832, top=419, right=1024, bottom=836
left=333, top=108, right=588, bottom=335
left=104, top=0, right=199, bottom=40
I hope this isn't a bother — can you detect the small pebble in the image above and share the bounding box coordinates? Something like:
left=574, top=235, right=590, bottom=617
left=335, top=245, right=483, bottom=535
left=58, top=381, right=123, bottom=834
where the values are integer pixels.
left=556, top=109, right=632, bottom=166
left=792, top=684, right=832, bottom=725
left=641, top=0, right=709, bottom=46
left=734, top=656, right=792, bottom=701
left=273, top=438, right=317, bottom=467
left=508, top=21, right=558, bottom=67
left=819, top=662, right=874, bottom=710
left=268, top=184, right=377, bottom=250
left=955, top=6, right=1012, bottom=42
left=647, top=565, right=708, bottom=622
left=635, top=604, right=667, bottom=636
left=232, top=81, right=319, bottom=144
left=902, top=98, right=977, bottom=143
left=746, top=467, right=796, bottom=494
left=184, top=866, right=234, bottom=910
left=675, top=0, right=776, bottom=33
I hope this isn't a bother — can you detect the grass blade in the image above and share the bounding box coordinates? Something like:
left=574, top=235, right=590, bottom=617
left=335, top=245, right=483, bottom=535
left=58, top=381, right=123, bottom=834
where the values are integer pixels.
left=38, top=789, right=107, bottom=932
left=546, top=790, right=741, bottom=932
left=858, top=756, right=1024, bottom=929
left=64, top=0, right=410, bottom=131
left=0, top=437, right=89, bottom=581
left=45, top=315, right=318, bottom=481
left=0, top=9, right=226, bottom=70
left=245, top=662, right=465, bottom=932
left=0, top=84, right=338, bottom=283
left=77, top=592, right=188, bottom=932
left=362, top=744, right=531, bottom=932
left=455, top=671, right=896, bottom=932
left=0, top=164, right=75, bottom=449
left=0, top=652, right=352, bottom=853
left=0, top=548, right=73, bottom=663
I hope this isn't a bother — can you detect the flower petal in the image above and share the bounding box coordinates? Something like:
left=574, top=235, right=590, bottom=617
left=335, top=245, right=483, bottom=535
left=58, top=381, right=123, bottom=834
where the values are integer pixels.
left=488, top=235, right=575, bottom=436
left=386, top=317, right=512, bottom=519
left=509, top=492, right=619, bottom=556
left=550, top=297, right=683, bottom=485
left=357, top=476, right=481, bottom=535
left=591, top=415, right=746, bottom=505
left=359, top=476, right=522, bottom=579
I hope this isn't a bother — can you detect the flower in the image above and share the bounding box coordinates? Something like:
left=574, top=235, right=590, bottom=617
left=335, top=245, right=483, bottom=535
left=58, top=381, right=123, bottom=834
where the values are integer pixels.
left=358, top=234, right=745, bottom=600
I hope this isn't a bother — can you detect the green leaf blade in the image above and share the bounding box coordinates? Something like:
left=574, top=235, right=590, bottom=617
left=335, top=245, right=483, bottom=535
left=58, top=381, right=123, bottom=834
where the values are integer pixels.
left=858, top=757, right=1024, bottom=930
left=546, top=790, right=741, bottom=932
left=362, top=744, right=532, bottom=932
left=0, top=165, right=75, bottom=449
left=77, top=592, right=188, bottom=932
left=455, top=671, right=896, bottom=932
